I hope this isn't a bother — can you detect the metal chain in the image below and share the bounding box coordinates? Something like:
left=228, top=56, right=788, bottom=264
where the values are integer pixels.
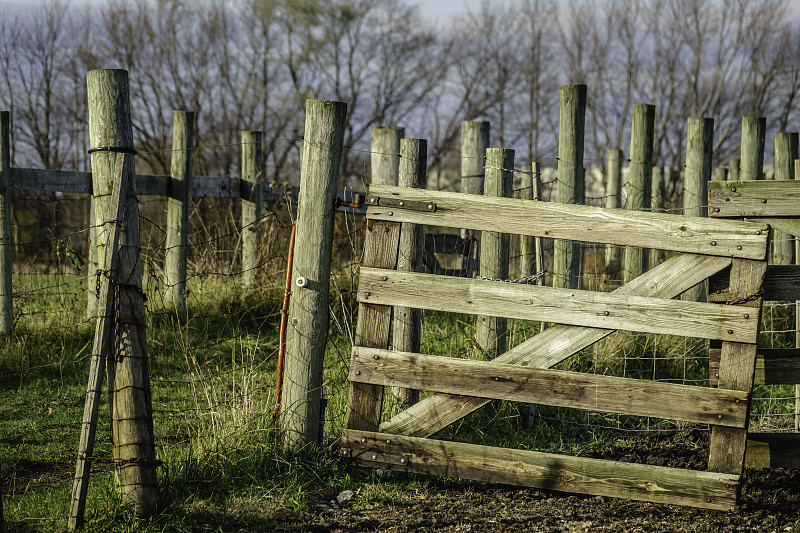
left=475, top=269, right=548, bottom=284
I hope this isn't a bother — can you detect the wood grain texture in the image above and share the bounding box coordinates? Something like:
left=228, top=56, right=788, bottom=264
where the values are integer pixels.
left=745, top=433, right=800, bottom=468
left=165, top=111, right=193, bottom=316
left=357, top=267, right=757, bottom=343
left=460, top=121, right=489, bottom=195
left=10, top=167, right=92, bottom=193
left=345, top=220, right=401, bottom=432
left=623, top=104, right=655, bottom=283
left=710, top=264, right=800, bottom=301
left=708, top=180, right=800, bottom=217
left=371, top=126, right=404, bottom=186
left=367, top=185, right=768, bottom=260
left=709, top=259, right=767, bottom=476
left=604, top=149, right=623, bottom=273
left=739, top=117, right=766, bottom=181
left=709, top=348, right=800, bottom=386
left=350, top=347, right=748, bottom=427
left=341, top=430, right=739, bottom=511
left=240, top=130, right=262, bottom=289
left=379, top=254, right=732, bottom=437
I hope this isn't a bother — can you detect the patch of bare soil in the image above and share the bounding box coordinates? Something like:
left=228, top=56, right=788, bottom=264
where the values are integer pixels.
left=292, top=431, right=800, bottom=532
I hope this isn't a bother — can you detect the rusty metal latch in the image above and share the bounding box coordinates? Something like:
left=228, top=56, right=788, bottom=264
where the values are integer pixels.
left=334, top=193, right=366, bottom=209
left=368, top=196, right=436, bottom=213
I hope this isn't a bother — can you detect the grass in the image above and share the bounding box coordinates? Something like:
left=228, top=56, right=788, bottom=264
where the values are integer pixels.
left=3, top=260, right=799, bottom=531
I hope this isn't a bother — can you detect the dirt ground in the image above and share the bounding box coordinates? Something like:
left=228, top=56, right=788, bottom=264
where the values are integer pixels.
left=292, top=431, right=800, bottom=532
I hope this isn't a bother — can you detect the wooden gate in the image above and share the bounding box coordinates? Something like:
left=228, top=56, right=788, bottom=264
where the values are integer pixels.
left=342, top=184, right=770, bottom=510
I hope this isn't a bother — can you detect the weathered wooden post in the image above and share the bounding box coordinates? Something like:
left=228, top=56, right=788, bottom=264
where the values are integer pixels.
left=604, top=148, right=623, bottom=278
left=728, top=158, right=740, bottom=182
left=0, top=112, right=12, bottom=335
left=682, top=117, right=713, bottom=302
left=649, top=166, right=665, bottom=268
left=87, top=68, right=157, bottom=517
left=772, top=132, right=798, bottom=265
left=712, top=167, right=728, bottom=182
left=391, top=138, right=426, bottom=414
left=554, top=85, right=586, bottom=289
left=371, top=126, right=404, bottom=186
left=460, top=121, right=490, bottom=276
left=740, top=117, right=766, bottom=181
left=623, top=103, right=655, bottom=283
left=795, top=159, right=800, bottom=430
left=165, top=110, right=194, bottom=316
left=241, top=130, right=263, bottom=289
left=476, top=148, right=514, bottom=359
left=519, top=164, right=534, bottom=278
left=282, top=100, right=347, bottom=450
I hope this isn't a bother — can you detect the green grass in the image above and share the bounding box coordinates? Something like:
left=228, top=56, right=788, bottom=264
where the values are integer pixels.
left=3, top=268, right=798, bottom=531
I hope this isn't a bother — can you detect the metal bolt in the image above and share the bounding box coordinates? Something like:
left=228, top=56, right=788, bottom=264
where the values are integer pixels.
left=399, top=201, right=405, bottom=206
left=374, top=355, right=380, bottom=360
left=388, top=211, right=394, bottom=216
left=382, top=276, right=388, bottom=281
left=715, top=373, right=719, bottom=378
left=756, top=230, right=762, bottom=235
left=355, top=370, right=361, bottom=376
left=292, top=318, right=299, bottom=325
left=718, top=414, right=723, bottom=419
left=711, top=241, right=717, bottom=246
left=735, top=399, right=740, bottom=404
left=370, top=197, right=378, bottom=204
left=295, top=276, right=309, bottom=288
left=361, top=438, right=367, bottom=443
left=731, top=187, right=737, bottom=192
left=364, top=292, right=370, bottom=297
left=744, top=314, right=749, bottom=319
left=603, top=311, right=610, bottom=316
left=761, top=199, right=767, bottom=203
left=737, top=246, right=742, bottom=250
left=727, top=329, right=734, bottom=334
left=372, top=454, right=378, bottom=460
left=714, top=207, right=720, bottom=213
left=386, top=440, right=391, bottom=444
left=427, top=204, right=435, bottom=210
left=400, top=458, right=407, bottom=464
left=494, top=377, right=500, bottom=381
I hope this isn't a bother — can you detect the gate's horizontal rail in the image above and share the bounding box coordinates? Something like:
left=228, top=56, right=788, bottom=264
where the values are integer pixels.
left=367, top=185, right=768, bottom=260
left=711, top=265, right=800, bottom=301
left=710, top=348, right=800, bottom=386
left=350, top=347, right=748, bottom=427
left=379, top=254, right=733, bottom=437
left=341, top=429, right=739, bottom=511
left=358, top=267, right=758, bottom=343
left=709, top=180, right=800, bottom=217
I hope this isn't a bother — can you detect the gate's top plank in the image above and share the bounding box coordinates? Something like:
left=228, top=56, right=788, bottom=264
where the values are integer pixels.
left=709, top=180, right=800, bottom=217
left=358, top=267, right=759, bottom=343
left=367, top=185, right=768, bottom=260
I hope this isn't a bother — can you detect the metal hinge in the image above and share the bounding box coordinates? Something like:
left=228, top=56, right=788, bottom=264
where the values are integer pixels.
left=368, top=196, right=436, bottom=213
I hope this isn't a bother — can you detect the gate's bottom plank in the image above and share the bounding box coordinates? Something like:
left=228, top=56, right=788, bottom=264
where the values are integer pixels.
left=745, top=433, right=800, bottom=469
left=342, top=429, right=739, bottom=511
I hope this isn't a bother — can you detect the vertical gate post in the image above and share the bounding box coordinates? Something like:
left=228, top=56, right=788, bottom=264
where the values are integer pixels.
left=772, top=132, right=798, bottom=265
left=519, top=164, right=533, bottom=278
left=0, top=111, right=12, bottom=335
left=740, top=117, right=766, bottom=181
left=604, top=148, right=623, bottom=277
left=460, top=121, right=489, bottom=276
left=241, top=130, right=263, bottom=289
left=165, top=110, right=194, bottom=316
left=649, top=166, right=666, bottom=268
left=729, top=158, right=740, bottom=182
left=87, top=68, right=157, bottom=517
left=554, top=85, right=586, bottom=289
left=371, top=126, right=404, bottom=186
left=282, top=100, right=347, bottom=450
left=391, top=138, right=426, bottom=413
left=682, top=117, right=713, bottom=302
left=476, top=148, right=514, bottom=359
left=623, top=103, right=655, bottom=283
left=712, top=167, right=728, bottom=182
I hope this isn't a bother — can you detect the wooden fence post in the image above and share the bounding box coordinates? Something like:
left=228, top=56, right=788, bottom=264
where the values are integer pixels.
left=604, top=148, right=623, bottom=278
left=772, top=132, right=798, bottom=265
left=476, top=148, right=514, bottom=359
left=649, top=166, right=665, bottom=268
left=740, top=117, right=766, bottom=181
left=391, top=138, right=426, bottom=413
left=165, top=110, right=194, bottom=316
left=241, top=130, right=263, bottom=289
left=460, top=121, right=489, bottom=276
left=728, top=158, right=740, bottom=182
left=682, top=117, right=713, bottom=302
left=87, top=68, right=157, bottom=517
left=0, top=111, right=12, bottom=334
left=519, top=164, right=533, bottom=278
left=371, top=126, right=404, bottom=186
left=554, top=85, right=586, bottom=289
left=795, top=159, right=800, bottom=431
left=282, top=100, right=347, bottom=450
left=623, top=104, right=655, bottom=283
left=712, top=167, right=728, bottom=182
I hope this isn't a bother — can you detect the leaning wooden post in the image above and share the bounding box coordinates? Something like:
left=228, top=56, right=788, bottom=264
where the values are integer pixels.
left=740, top=117, right=766, bottom=181
left=604, top=148, right=623, bottom=278
left=165, top=110, right=194, bottom=316
left=772, top=132, right=798, bottom=265
left=460, top=121, right=489, bottom=277
left=87, top=68, right=157, bottom=517
left=476, top=148, right=514, bottom=359
left=241, top=130, right=263, bottom=289
left=0, top=112, right=12, bottom=335
left=519, top=164, right=534, bottom=278
left=371, top=126, right=404, bottom=186
left=554, top=85, right=586, bottom=289
left=649, top=166, right=665, bottom=268
left=282, top=100, right=347, bottom=450
left=391, top=138, right=426, bottom=414
left=623, top=103, right=655, bottom=283
left=682, top=117, right=713, bottom=302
